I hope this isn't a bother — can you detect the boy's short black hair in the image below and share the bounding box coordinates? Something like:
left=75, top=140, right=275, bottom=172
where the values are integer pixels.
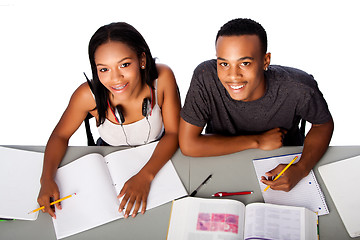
left=216, top=18, right=268, bottom=54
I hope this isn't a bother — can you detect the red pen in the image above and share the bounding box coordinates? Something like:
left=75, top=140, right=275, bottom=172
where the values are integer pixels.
left=211, top=191, right=253, bottom=197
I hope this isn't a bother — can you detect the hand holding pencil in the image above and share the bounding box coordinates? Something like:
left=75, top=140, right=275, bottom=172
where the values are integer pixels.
left=36, top=179, right=66, bottom=219
left=261, top=156, right=302, bottom=192
left=30, top=193, right=76, bottom=217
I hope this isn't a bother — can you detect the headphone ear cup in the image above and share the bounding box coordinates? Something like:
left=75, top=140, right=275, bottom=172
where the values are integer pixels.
left=114, top=106, right=125, bottom=124
left=142, top=98, right=151, bottom=118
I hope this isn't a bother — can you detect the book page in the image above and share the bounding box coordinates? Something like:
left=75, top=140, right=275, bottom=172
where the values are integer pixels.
left=105, top=141, right=187, bottom=212
left=53, top=153, right=121, bottom=239
left=167, top=197, right=245, bottom=240
left=0, top=147, right=43, bottom=220
left=243, top=203, right=317, bottom=240
left=253, top=153, right=328, bottom=215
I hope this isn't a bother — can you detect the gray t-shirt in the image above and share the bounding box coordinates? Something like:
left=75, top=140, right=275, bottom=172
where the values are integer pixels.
left=180, top=59, right=332, bottom=146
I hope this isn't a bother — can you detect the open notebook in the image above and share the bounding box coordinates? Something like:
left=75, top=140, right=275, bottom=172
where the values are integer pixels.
left=319, top=155, right=360, bottom=238
left=0, top=147, right=44, bottom=220
left=51, top=141, right=187, bottom=239
left=253, top=153, right=328, bottom=216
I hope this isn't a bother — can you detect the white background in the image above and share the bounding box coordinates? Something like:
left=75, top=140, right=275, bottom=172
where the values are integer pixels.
left=0, top=0, right=359, bottom=146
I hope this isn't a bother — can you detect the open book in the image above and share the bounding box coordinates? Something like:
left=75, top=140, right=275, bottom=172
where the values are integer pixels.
left=253, top=153, right=329, bottom=216
left=167, top=197, right=318, bottom=240
left=0, top=146, right=44, bottom=220
left=51, top=141, right=187, bottom=239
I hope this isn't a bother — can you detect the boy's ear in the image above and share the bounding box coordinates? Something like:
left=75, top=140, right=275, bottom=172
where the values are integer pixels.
left=264, top=52, right=271, bottom=70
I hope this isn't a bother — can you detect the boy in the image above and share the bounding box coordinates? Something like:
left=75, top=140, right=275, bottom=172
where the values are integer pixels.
left=179, top=18, right=333, bottom=191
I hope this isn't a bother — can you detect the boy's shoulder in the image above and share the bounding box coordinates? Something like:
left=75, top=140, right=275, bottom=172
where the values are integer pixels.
left=268, top=65, right=318, bottom=89
left=194, top=59, right=217, bottom=75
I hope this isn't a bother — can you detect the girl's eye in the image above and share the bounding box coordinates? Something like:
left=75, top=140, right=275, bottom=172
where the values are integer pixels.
left=120, top=63, right=130, bottom=68
left=99, top=68, right=109, bottom=72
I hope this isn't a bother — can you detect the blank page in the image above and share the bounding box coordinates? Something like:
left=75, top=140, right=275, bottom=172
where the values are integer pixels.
left=0, top=147, right=43, bottom=220
left=319, top=155, right=360, bottom=238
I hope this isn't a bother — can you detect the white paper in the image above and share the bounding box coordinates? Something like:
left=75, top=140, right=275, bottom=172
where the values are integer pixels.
left=253, top=153, right=329, bottom=215
left=319, top=155, right=360, bottom=238
left=0, top=147, right=43, bottom=220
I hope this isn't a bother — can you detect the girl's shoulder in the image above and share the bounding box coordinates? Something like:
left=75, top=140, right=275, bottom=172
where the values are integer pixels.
left=70, top=82, right=97, bottom=111
left=155, top=63, right=176, bottom=89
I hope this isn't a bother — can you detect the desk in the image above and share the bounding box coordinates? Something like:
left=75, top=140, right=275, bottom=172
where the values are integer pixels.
left=1, top=145, right=359, bottom=240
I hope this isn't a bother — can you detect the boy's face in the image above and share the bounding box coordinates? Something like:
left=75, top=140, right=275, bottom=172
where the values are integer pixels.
left=216, top=35, right=270, bottom=101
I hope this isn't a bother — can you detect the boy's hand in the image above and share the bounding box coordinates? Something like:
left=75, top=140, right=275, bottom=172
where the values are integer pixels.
left=257, top=128, right=287, bottom=151
left=261, top=163, right=307, bottom=192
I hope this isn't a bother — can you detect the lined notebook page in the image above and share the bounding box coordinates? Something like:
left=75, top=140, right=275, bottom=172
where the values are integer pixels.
left=253, top=153, right=328, bottom=216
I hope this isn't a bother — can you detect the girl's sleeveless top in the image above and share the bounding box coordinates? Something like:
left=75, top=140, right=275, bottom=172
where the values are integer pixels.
left=97, top=79, right=164, bottom=146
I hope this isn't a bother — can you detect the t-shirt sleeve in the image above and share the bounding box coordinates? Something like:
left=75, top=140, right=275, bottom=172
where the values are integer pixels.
left=180, top=68, right=211, bottom=128
left=297, top=80, right=332, bottom=125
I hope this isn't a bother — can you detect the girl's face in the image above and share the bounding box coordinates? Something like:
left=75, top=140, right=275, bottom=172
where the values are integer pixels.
left=94, top=41, right=146, bottom=102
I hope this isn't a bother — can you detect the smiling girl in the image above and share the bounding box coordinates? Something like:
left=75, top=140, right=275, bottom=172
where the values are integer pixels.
left=37, top=22, right=180, bottom=219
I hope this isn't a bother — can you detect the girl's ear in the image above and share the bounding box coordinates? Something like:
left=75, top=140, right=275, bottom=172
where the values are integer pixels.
left=140, top=52, right=146, bottom=69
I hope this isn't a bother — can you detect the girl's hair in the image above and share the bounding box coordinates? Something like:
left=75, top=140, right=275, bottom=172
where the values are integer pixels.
left=88, top=22, right=158, bottom=125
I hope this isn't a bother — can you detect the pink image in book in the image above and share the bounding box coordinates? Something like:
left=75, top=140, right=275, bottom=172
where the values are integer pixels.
left=197, top=212, right=239, bottom=234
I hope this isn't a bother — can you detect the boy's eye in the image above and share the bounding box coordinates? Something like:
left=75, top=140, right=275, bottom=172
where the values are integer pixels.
left=241, top=62, right=250, bottom=67
left=219, top=62, right=229, bottom=67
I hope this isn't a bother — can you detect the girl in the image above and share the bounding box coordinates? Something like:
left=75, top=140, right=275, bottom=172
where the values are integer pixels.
left=37, top=22, right=180, bottom=219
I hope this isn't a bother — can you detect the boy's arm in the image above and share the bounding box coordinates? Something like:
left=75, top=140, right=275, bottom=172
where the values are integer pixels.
left=179, top=118, right=287, bottom=157
left=262, top=118, right=334, bottom=191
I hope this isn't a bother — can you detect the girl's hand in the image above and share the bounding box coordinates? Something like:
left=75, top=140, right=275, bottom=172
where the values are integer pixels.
left=37, top=179, right=61, bottom=218
left=117, top=172, right=153, bottom=218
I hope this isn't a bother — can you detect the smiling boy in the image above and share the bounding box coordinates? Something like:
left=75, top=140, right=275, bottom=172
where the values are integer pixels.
left=179, top=18, right=334, bottom=191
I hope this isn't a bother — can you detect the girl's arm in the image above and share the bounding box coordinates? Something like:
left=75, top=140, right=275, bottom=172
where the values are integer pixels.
left=117, top=64, right=180, bottom=218
left=37, top=83, right=96, bottom=218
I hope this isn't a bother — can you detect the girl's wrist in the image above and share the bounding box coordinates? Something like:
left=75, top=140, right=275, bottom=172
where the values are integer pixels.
left=138, top=169, right=155, bottom=182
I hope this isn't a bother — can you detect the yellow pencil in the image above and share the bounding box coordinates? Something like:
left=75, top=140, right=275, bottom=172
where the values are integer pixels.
left=264, top=156, right=298, bottom=192
left=28, top=193, right=76, bottom=214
